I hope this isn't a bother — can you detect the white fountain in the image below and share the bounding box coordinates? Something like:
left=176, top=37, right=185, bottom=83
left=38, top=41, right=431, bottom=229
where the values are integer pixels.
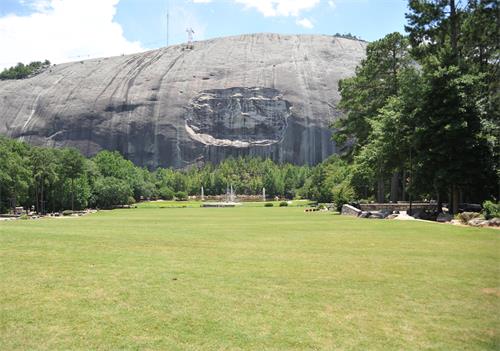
left=230, top=184, right=235, bottom=203
left=202, top=183, right=240, bottom=208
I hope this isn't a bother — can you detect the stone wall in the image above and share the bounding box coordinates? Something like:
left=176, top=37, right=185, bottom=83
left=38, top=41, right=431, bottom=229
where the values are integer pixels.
left=359, top=203, right=437, bottom=212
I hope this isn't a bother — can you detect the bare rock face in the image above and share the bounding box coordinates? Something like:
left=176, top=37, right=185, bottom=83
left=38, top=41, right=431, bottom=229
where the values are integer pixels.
left=0, top=33, right=366, bottom=168
left=186, top=87, right=291, bottom=147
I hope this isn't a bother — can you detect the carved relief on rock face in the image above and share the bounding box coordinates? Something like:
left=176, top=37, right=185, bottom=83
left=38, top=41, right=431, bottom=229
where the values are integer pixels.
left=185, top=87, right=291, bottom=148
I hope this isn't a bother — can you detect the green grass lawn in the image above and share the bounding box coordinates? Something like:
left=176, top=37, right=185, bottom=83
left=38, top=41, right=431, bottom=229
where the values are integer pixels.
left=135, top=199, right=311, bottom=208
left=0, top=206, right=498, bottom=350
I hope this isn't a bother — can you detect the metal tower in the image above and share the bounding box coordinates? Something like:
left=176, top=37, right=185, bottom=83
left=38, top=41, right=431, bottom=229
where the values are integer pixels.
left=186, top=27, right=195, bottom=48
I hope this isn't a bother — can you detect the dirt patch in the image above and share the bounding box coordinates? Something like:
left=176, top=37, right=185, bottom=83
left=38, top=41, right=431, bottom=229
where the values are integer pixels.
left=482, top=288, right=500, bottom=297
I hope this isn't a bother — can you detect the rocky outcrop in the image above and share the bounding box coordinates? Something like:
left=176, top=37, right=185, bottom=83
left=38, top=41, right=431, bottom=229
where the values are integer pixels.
left=341, top=204, right=361, bottom=217
left=437, top=213, right=453, bottom=223
left=0, top=33, right=366, bottom=168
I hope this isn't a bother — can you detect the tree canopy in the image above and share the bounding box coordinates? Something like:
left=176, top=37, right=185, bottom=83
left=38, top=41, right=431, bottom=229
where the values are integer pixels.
left=0, top=60, right=51, bottom=80
left=0, top=137, right=325, bottom=213
left=335, top=0, right=499, bottom=211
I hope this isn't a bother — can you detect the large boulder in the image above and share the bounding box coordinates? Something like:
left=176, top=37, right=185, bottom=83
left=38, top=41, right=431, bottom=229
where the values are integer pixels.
left=457, top=211, right=481, bottom=224
left=437, top=213, right=453, bottom=223
left=359, top=211, right=371, bottom=218
left=487, top=218, right=500, bottom=227
left=0, top=33, right=366, bottom=169
left=368, top=212, right=385, bottom=219
left=468, top=218, right=488, bottom=227
left=341, top=204, right=361, bottom=217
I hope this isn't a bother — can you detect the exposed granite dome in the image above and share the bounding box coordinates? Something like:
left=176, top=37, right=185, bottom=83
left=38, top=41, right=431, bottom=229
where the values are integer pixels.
left=0, top=33, right=366, bottom=168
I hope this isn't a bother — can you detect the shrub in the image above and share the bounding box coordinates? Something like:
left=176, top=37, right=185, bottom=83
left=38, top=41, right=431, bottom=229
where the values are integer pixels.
left=93, top=177, right=133, bottom=209
left=264, top=203, right=274, bottom=207
left=331, top=181, right=354, bottom=211
left=127, top=196, right=136, bottom=205
left=19, top=214, right=29, bottom=220
left=175, top=191, right=188, bottom=201
left=482, top=201, right=500, bottom=220
left=0, top=60, right=50, bottom=80
left=279, top=201, right=288, bottom=207
left=159, top=187, right=174, bottom=200
left=62, top=210, right=74, bottom=216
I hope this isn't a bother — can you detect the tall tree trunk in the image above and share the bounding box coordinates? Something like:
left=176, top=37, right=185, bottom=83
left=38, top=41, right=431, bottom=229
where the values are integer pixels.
left=436, top=193, right=442, bottom=214
left=449, top=188, right=453, bottom=214
left=377, top=176, right=385, bottom=203
left=12, top=192, right=16, bottom=214
left=35, top=180, right=39, bottom=214
left=41, top=179, right=44, bottom=215
left=390, top=172, right=400, bottom=203
left=401, top=170, right=407, bottom=201
left=452, top=184, right=459, bottom=215
left=71, top=178, right=75, bottom=211
left=392, top=46, right=398, bottom=94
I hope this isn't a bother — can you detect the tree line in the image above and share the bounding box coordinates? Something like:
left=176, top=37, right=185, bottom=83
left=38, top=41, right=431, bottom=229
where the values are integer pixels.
left=1, top=1, right=497, bottom=215
left=334, top=0, right=499, bottom=213
left=0, top=137, right=332, bottom=213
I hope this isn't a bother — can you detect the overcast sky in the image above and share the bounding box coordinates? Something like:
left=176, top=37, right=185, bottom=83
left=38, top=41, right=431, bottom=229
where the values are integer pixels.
left=0, top=0, right=408, bottom=69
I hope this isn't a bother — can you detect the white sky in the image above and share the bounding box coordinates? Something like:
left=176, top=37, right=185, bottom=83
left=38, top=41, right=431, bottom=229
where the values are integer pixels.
left=0, top=0, right=144, bottom=69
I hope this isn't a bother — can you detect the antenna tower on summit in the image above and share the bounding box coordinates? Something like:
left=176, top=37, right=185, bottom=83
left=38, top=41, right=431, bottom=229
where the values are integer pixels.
left=186, top=27, right=195, bottom=49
